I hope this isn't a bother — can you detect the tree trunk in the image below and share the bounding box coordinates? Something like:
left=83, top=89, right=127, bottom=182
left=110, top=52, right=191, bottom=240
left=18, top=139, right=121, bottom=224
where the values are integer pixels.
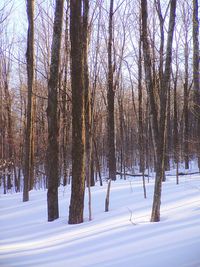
left=29, top=93, right=35, bottom=190
left=23, top=0, right=35, bottom=202
left=94, top=138, right=103, bottom=186
left=47, top=0, right=64, bottom=222
left=62, top=4, right=70, bottom=187
left=141, top=0, right=159, bottom=168
left=105, top=179, right=112, bottom=212
left=4, top=78, right=13, bottom=190
left=68, top=0, right=86, bottom=224
left=151, top=0, right=176, bottom=222
left=141, top=0, right=176, bottom=222
left=173, top=68, right=179, bottom=184
left=192, top=0, right=200, bottom=168
left=84, top=0, right=91, bottom=188
left=183, top=35, right=189, bottom=169
left=165, top=88, right=171, bottom=172
left=138, top=17, right=144, bottom=174
left=118, top=96, right=126, bottom=178
left=83, top=0, right=92, bottom=220
left=107, top=0, right=116, bottom=181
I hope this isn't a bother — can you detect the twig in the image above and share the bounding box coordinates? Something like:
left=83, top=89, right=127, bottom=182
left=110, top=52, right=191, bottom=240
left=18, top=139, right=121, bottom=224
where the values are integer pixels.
left=127, top=208, right=136, bottom=225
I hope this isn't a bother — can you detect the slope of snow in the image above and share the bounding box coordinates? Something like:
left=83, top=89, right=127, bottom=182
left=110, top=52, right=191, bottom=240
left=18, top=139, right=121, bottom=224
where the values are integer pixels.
left=1, top=175, right=200, bottom=267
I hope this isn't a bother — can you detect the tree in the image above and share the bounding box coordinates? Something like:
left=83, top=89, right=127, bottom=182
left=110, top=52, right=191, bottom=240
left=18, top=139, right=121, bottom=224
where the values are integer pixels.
left=82, top=0, right=93, bottom=221
left=138, top=14, right=146, bottom=198
left=0, top=37, right=15, bottom=194
left=173, top=56, right=179, bottom=184
left=192, top=0, right=200, bottom=168
left=46, top=0, right=64, bottom=222
left=141, top=0, right=176, bottom=222
left=23, top=0, right=35, bottom=202
left=61, top=2, right=70, bottom=187
left=181, top=1, right=191, bottom=170
left=151, top=0, right=176, bottom=221
left=105, top=0, right=120, bottom=212
left=3, top=60, right=13, bottom=190
left=68, top=0, right=86, bottom=224
left=107, top=0, right=116, bottom=181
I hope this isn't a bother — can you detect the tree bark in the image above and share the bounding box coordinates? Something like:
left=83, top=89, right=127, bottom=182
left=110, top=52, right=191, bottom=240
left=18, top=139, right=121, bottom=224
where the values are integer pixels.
left=183, top=33, right=189, bottom=169
left=193, top=0, right=200, bottom=168
left=68, top=0, right=86, bottom=224
left=4, top=75, right=13, bottom=190
left=107, top=0, right=116, bottom=181
left=173, top=69, right=179, bottom=184
left=62, top=4, right=70, bottom=187
left=23, top=0, right=35, bottom=202
left=138, top=16, right=144, bottom=174
left=46, top=0, right=64, bottom=222
left=83, top=0, right=92, bottom=220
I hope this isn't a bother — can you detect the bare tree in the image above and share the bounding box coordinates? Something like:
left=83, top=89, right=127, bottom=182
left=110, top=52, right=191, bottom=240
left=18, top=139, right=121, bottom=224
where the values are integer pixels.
left=141, top=0, right=177, bottom=222
left=68, top=0, right=86, bottom=224
left=23, top=0, right=35, bottom=202
left=192, top=0, right=200, bottom=168
left=151, top=0, right=176, bottom=222
left=61, top=2, right=70, bottom=187
left=107, top=0, right=116, bottom=181
left=46, top=0, right=64, bottom=222
left=179, top=1, right=191, bottom=170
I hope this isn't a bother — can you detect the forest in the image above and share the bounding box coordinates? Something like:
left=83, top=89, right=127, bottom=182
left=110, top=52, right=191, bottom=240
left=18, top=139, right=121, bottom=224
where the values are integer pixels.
left=0, top=0, right=200, bottom=266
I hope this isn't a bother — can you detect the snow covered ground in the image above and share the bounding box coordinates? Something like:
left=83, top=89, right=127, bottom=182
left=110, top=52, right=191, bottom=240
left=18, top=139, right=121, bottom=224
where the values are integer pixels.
left=1, top=173, right=200, bottom=267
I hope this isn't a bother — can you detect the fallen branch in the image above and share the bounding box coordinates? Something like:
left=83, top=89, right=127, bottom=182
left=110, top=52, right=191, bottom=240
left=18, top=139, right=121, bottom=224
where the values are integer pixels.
left=116, top=171, right=149, bottom=177
left=166, top=171, right=200, bottom=176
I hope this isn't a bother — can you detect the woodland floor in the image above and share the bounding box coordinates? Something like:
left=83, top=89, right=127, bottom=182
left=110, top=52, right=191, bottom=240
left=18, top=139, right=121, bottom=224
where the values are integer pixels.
left=1, top=167, right=200, bottom=267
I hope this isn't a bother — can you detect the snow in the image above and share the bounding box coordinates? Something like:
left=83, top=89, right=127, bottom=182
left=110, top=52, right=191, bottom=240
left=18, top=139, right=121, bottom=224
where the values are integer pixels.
left=1, top=174, right=200, bottom=267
